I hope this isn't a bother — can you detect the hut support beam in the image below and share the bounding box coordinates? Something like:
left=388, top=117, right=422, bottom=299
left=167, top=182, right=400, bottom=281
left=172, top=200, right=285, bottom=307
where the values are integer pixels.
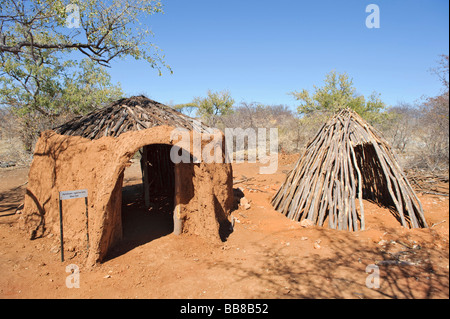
left=141, top=146, right=150, bottom=209
left=173, top=163, right=183, bottom=235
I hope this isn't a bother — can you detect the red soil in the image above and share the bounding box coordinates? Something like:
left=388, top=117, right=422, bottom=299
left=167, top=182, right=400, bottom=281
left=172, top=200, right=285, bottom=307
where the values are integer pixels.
left=0, top=155, right=448, bottom=299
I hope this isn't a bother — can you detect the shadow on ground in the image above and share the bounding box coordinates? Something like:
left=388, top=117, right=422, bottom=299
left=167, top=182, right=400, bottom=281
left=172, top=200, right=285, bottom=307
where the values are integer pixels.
left=207, top=227, right=449, bottom=299
left=104, top=183, right=174, bottom=261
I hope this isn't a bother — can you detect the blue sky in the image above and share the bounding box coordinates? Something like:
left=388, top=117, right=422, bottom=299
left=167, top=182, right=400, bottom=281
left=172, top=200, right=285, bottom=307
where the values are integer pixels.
left=108, top=0, right=449, bottom=111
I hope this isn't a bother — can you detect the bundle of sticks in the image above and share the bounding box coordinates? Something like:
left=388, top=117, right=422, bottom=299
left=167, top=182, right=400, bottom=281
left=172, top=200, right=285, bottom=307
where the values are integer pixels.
left=54, top=95, right=212, bottom=139
left=271, top=108, right=428, bottom=231
left=407, top=169, right=449, bottom=196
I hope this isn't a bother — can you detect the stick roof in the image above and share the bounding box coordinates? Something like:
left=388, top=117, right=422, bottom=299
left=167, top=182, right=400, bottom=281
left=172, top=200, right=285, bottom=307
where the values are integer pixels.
left=54, top=95, right=212, bottom=139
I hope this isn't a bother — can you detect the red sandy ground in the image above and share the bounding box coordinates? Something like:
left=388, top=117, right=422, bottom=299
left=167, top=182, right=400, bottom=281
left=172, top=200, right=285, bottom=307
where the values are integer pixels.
left=0, top=154, right=448, bottom=299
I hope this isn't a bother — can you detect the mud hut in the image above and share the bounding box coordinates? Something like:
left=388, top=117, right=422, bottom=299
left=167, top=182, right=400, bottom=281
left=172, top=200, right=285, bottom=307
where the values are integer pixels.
left=271, top=108, right=427, bottom=231
left=21, top=96, right=233, bottom=265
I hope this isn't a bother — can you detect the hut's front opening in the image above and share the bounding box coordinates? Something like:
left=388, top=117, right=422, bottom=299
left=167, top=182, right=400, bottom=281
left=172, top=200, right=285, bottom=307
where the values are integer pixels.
left=353, top=143, right=407, bottom=226
left=139, top=143, right=175, bottom=211
left=353, top=144, right=394, bottom=206
left=107, top=144, right=176, bottom=259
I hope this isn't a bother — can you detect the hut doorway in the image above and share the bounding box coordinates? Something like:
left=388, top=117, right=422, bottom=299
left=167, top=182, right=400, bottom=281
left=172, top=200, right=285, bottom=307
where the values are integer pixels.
left=140, top=144, right=175, bottom=211
left=119, top=144, right=175, bottom=252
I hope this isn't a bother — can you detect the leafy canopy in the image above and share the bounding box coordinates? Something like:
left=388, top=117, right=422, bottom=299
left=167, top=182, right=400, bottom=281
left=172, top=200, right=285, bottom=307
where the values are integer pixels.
left=176, top=90, right=235, bottom=127
left=0, top=53, right=123, bottom=117
left=0, top=0, right=169, bottom=72
left=290, top=70, right=386, bottom=122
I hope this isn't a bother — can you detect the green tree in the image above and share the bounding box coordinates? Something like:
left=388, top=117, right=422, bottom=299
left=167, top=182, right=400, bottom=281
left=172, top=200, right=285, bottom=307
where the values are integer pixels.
left=0, top=0, right=169, bottom=71
left=177, top=90, right=235, bottom=127
left=290, top=70, right=386, bottom=123
left=62, top=59, right=124, bottom=115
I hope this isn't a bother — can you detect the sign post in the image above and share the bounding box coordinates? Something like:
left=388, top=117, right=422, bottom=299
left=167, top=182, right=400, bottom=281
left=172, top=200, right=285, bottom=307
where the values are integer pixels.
left=58, top=189, right=89, bottom=262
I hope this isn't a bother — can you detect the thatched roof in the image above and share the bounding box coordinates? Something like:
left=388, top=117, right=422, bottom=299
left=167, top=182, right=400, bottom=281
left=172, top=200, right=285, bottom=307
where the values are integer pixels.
left=271, top=108, right=427, bottom=231
left=54, top=95, right=212, bottom=139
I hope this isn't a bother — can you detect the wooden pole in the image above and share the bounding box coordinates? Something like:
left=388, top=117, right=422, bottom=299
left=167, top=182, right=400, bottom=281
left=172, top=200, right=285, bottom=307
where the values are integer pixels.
left=141, top=146, right=150, bottom=209
left=85, top=196, right=90, bottom=252
left=58, top=197, right=64, bottom=262
left=173, top=163, right=183, bottom=235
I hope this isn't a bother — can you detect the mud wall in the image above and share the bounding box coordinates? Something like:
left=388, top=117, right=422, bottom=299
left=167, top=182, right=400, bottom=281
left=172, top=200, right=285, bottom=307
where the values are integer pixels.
left=20, top=126, right=233, bottom=265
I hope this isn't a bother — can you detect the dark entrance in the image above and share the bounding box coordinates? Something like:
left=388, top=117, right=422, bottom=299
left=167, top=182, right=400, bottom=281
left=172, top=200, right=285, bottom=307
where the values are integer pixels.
left=140, top=144, right=175, bottom=210
left=107, top=144, right=175, bottom=259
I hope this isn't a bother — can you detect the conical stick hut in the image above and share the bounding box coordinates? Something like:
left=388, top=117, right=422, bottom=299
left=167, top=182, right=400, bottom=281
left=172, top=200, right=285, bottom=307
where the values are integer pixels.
left=271, top=108, right=427, bottom=231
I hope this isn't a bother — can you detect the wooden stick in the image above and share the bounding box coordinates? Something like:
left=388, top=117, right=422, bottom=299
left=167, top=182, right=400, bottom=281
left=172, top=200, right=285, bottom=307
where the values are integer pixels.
left=173, top=163, right=183, bottom=235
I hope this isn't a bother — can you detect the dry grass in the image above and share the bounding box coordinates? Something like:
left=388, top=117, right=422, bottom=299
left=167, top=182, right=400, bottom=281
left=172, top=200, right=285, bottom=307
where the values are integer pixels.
left=0, top=137, right=32, bottom=166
